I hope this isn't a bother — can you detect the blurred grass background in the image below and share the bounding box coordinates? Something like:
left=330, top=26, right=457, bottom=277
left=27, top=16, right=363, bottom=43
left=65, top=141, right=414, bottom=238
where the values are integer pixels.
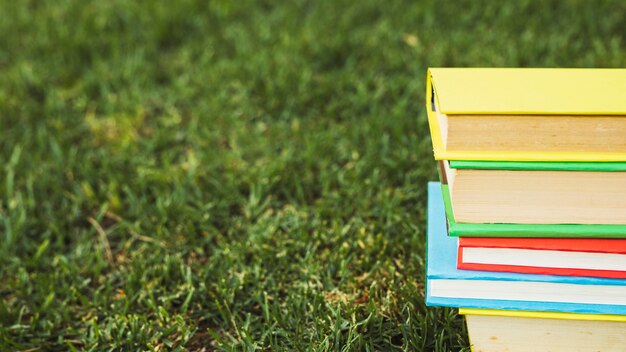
left=0, top=0, right=624, bottom=350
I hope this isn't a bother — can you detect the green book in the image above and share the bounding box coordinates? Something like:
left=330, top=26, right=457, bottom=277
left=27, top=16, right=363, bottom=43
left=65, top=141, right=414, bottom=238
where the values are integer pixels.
left=439, top=151, right=626, bottom=238
left=439, top=160, right=626, bottom=231
left=441, top=183, right=626, bottom=238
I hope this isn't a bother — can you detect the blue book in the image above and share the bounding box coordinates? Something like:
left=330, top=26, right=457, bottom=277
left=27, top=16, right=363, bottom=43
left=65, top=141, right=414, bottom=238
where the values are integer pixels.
left=426, top=182, right=626, bottom=315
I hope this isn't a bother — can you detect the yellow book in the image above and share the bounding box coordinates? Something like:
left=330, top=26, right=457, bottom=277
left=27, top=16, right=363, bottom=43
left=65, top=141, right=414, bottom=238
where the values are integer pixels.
left=459, top=308, right=626, bottom=352
left=426, top=68, right=626, bottom=161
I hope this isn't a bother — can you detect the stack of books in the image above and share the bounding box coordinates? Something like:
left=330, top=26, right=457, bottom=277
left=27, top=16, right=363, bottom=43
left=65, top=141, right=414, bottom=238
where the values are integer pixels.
left=424, top=68, right=626, bottom=351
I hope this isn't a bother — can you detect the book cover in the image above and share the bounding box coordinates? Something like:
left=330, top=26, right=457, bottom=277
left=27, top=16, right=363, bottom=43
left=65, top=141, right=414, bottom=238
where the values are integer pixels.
left=429, top=68, right=626, bottom=115
left=449, top=160, right=626, bottom=172
left=459, top=308, right=626, bottom=322
left=426, top=182, right=626, bottom=314
left=426, top=68, right=626, bottom=161
left=440, top=184, right=626, bottom=238
left=458, top=237, right=626, bottom=279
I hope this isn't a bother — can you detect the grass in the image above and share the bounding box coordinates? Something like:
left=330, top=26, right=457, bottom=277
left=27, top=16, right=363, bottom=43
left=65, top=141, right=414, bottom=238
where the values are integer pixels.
left=0, top=0, right=624, bottom=350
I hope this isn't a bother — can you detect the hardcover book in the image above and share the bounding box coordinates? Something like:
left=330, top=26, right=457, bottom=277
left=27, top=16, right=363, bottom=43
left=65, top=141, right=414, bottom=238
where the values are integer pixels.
left=458, top=237, right=626, bottom=279
left=460, top=308, right=626, bottom=352
left=440, top=183, right=626, bottom=238
left=438, top=159, right=626, bottom=225
left=426, top=68, right=626, bottom=161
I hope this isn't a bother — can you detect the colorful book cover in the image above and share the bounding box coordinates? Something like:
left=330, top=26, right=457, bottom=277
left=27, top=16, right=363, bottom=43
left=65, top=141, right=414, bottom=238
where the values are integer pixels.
left=426, top=68, right=626, bottom=161
left=426, top=182, right=626, bottom=314
left=458, top=237, right=626, bottom=279
left=459, top=308, right=626, bottom=322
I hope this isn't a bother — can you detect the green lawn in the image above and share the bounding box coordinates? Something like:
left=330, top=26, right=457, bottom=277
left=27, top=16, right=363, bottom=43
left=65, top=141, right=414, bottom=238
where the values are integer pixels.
left=1, top=1, right=624, bottom=350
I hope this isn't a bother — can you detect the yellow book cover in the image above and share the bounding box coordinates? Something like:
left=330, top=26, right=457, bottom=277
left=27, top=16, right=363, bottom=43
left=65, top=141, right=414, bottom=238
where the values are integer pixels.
left=458, top=308, right=626, bottom=322
left=426, top=68, right=626, bottom=161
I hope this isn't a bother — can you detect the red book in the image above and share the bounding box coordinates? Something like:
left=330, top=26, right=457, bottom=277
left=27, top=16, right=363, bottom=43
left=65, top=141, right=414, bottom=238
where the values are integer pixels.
left=457, top=237, right=626, bottom=279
